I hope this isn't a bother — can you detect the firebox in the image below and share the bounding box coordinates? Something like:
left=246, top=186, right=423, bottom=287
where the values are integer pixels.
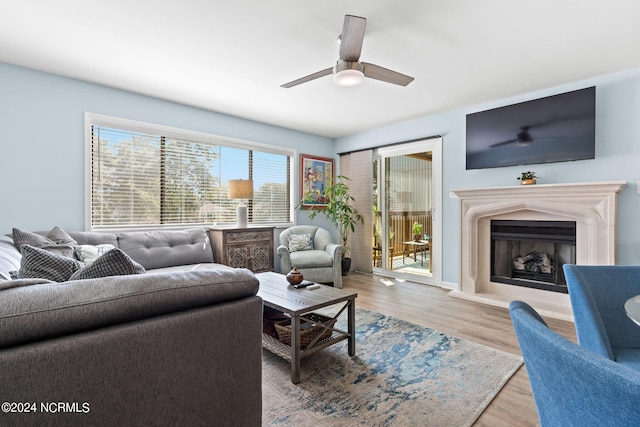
left=490, top=220, right=576, bottom=293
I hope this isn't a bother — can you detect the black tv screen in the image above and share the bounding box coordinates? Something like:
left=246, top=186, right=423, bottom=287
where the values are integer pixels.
left=466, top=87, right=596, bottom=170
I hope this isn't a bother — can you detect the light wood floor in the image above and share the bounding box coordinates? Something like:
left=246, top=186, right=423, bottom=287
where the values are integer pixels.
left=340, top=272, right=577, bottom=427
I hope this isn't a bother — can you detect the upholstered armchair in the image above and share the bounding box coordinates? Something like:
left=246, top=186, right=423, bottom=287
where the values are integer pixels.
left=277, top=225, right=344, bottom=288
left=563, top=264, right=640, bottom=370
left=510, top=300, right=640, bottom=426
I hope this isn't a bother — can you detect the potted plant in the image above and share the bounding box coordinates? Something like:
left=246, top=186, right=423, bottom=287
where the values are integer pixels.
left=299, top=175, right=364, bottom=275
left=517, top=171, right=537, bottom=185
left=412, top=222, right=423, bottom=241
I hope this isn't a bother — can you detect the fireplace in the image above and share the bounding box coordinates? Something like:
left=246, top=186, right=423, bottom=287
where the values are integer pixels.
left=490, top=220, right=576, bottom=293
left=449, top=181, right=626, bottom=320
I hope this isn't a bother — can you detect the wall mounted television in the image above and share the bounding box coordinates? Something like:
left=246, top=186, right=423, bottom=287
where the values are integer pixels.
left=466, top=86, right=595, bottom=170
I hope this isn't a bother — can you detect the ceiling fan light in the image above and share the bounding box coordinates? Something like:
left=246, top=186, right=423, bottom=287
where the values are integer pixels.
left=334, top=69, right=364, bottom=86
left=333, top=61, right=365, bottom=87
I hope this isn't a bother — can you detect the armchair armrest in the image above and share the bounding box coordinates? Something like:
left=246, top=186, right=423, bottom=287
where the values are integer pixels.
left=325, top=243, right=344, bottom=288
left=324, top=243, right=344, bottom=260
left=277, top=245, right=292, bottom=272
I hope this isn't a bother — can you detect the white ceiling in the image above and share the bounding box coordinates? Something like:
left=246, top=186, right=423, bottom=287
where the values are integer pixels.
left=2, top=1, right=640, bottom=139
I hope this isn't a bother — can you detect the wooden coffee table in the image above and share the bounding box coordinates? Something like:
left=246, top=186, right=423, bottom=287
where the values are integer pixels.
left=256, top=271, right=357, bottom=384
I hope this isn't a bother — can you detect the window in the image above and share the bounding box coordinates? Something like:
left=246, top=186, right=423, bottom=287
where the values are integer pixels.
left=86, top=114, right=293, bottom=230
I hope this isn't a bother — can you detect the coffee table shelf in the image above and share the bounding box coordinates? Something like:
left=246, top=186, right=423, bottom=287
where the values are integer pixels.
left=257, top=272, right=357, bottom=383
left=262, top=333, right=347, bottom=360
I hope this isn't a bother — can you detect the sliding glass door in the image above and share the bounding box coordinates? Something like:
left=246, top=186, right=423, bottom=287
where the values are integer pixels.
left=373, top=138, right=441, bottom=284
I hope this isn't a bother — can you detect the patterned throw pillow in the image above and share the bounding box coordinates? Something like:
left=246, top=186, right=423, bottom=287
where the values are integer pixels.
left=287, top=233, right=314, bottom=252
left=69, top=248, right=145, bottom=281
left=12, top=226, right=77, bottom=258
left=74, top=244, right=117, bottom=265
left=18, top=245, right=84, bottom=282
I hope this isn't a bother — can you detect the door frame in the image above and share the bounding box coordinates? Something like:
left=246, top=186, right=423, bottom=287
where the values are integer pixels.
left=372, top=137, right=442, bottom=286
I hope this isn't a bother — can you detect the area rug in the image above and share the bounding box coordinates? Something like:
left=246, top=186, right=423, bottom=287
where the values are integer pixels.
left=262, top=308, right=522, bottom=427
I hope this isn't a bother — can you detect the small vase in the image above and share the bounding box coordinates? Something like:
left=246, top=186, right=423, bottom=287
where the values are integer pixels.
left=286, top=268, right=304, bottom=285
left=520, top=179, right=536, bottom=185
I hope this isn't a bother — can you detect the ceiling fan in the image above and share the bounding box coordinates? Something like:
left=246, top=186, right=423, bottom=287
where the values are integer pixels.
left=281, top=15, right=414, bottom=88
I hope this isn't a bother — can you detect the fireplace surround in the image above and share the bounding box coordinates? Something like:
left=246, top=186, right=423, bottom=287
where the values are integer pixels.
left=450, top=181, right=626, bottom=320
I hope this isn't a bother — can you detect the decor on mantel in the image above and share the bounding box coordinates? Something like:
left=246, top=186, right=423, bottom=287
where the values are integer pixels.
left=517, top=171, right=537, bottom=185
left=228, top=179, right=253, bottom=228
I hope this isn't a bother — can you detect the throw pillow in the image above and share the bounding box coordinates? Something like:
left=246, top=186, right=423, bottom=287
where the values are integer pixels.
left=288, top=233, right=314, bottom=252
left=18, top=244, right=84, bottom=282
left=12, top=226, right=77, bottom=258
left=74, top=244, right=117, bottom=265
left=69, top=248, right=146, bottom=281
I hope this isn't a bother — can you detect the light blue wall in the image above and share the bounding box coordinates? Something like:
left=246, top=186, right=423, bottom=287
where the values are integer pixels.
left=336, top=68, right=640, bottom=286
left=3, top=61, right=639, bottom=285
left=0, top=62, right=334, bottom=234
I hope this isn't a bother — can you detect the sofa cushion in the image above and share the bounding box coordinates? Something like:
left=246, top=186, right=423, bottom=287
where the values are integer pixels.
left=117, top=228, right=214, bottom=270
left=67, top=230, right=119, bottom=247
left=0, top=278, right=55, bottom=291
left=288, top=233, right=314, bottom=252
left=148, top=262, right=233, bottom=273
left=69, top=248, right=145, bottom=281
left=12, top=226, right=76, bottom=258
left=18, top=245, right=84, bottom=282
left=0, top=268, right=259, bottom=349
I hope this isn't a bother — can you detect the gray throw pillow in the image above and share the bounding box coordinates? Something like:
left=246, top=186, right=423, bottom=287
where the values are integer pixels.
left=288, top=233, right=314, bottom=252
left=12, top=226, right=77, bottom=258
left=18, top=245, right=84, bottom=282
left=69, top=248, right=146, bottom=281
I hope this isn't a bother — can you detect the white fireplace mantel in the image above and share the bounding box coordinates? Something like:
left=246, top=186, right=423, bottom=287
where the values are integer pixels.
left=449, top=181, right=627, bottom=320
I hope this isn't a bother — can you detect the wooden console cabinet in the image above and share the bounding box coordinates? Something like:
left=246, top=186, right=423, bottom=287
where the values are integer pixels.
left=208, top=227, right=274, bottom=273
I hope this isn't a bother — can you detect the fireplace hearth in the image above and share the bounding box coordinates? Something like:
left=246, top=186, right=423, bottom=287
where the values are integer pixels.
left=490, top=220, right=576, bottom=293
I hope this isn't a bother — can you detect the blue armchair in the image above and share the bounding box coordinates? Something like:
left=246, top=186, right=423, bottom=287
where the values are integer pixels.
left=510, top=300, right=640, bottom=426
left=563, top=264, right=640, bottom=370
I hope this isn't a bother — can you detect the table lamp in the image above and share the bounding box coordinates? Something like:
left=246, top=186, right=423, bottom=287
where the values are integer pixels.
left=228, top=179, right=253, bottom=228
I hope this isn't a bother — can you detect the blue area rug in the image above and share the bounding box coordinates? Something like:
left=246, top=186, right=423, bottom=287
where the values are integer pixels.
left=262, top=308, right=522, bottom=426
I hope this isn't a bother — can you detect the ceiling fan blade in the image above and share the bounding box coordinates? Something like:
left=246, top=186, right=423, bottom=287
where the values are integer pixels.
left=281, top=67, right=333, bottom=88
left=339, top=15, right=366, bottom=62
left=362, top=62, right=414, bottom=86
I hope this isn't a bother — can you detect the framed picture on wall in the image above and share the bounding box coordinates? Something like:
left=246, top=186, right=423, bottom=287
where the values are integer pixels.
left=300, top=154, right=334, bottom=208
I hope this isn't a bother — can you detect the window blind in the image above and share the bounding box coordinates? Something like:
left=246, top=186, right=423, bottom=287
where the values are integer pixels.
left=91, top=125, right=291, bottom=229
left=340, top=151, right=373, bottom=273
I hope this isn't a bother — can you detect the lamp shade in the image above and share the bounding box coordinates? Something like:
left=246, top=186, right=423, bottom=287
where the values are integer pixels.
left=228, top=179, right=253, bottom=199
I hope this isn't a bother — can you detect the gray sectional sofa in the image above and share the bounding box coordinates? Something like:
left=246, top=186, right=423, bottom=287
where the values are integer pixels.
left=0, top=227, right=263, bottom=426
